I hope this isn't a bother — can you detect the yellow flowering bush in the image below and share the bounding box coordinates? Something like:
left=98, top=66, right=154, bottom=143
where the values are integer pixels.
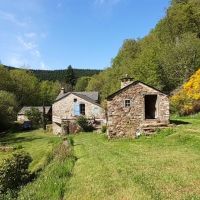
left=170, top=68, right=200, bottom=115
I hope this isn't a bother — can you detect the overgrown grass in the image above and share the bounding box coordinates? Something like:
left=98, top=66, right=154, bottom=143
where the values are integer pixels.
left=18, top=139, right=76, bottom=200
left=0, top=129, right=61, bottom=171
left=63, top=115, right=200, bottom=200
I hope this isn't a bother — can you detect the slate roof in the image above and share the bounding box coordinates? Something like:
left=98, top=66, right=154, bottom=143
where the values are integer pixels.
left=18, top=106, right=51, bottom=115
left=55, top=91, right=99, bottom=104
left=107, top=81, right=168, bottom=100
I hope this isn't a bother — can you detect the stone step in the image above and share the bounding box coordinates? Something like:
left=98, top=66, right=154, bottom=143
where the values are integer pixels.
left=142, top=123, right=168, bottom=128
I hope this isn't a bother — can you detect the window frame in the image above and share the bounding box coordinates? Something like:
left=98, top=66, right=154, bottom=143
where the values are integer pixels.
left=80, top=103, right=85, bottom=115
left=124, top=99, right=131, bottom=107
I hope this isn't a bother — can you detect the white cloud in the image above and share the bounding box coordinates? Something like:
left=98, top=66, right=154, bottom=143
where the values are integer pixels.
left=0, top=10, right=27, bottom=27
left=17, top=36, right=37, bottom=50
left=25, top=32, right=37, bottom=38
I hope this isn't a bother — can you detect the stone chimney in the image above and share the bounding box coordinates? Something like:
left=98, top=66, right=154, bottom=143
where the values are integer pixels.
left=60, top=87, right=65, bottom=94
left=120, top=74, right=134, bottom=89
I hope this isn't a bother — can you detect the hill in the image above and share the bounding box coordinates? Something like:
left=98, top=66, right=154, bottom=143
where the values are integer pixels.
left=86, top=0, right=200, bottom=99
left=3, top=65, right=101, bottom=82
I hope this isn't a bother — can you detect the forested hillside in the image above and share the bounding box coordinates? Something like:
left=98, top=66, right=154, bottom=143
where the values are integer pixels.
left=86, top=0, right=200, bottom=99
left=3, top=65, right=101, bottom=82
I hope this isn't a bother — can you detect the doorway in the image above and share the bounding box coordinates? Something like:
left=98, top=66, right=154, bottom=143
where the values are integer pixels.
left=145, top=95, right=157, bottom=119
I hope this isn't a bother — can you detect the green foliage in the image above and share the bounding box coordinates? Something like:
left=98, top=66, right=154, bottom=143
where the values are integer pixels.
left=87, top=0, right=200, bottom=98
left=75, top=76, right=91, bottom=91
left=9, top=69, right=39, bottom=106
left=76, top=116, right=94, bottom=132
left=65, top=65, right=76, bottom=87
left=0, top=65, right=12, bottom=91
left=0, top=91, right=17, bottom=130
left=39, top=80, right=60, bottom=105
left=0, top=151, right=32, bottom=196
left=25, top=107, right=41, bottom=125
left=101, top=125, right=107, bottom=133
left=18, top=143, right=76, bottom=200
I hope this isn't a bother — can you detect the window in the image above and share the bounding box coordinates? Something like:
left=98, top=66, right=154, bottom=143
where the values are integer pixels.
left=80, top=104, right=85, bottom=115
left=124, top=99, right=131, bottom=107
left=74, top=98, right=77, bottom=102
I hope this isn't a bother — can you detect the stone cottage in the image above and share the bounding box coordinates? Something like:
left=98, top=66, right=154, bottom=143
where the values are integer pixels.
left=52, top=88, right=105, bottom=134
left=107, top=75, right=169, bottom=138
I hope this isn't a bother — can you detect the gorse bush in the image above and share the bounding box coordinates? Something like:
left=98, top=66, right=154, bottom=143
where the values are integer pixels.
left=76, top=116, right=94, bottom=132
left=171, top=68, right=200, bottom=115
left=0, top=151, right=32, bottom=197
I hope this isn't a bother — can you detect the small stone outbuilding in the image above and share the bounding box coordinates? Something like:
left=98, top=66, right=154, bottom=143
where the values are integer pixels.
left=107, top=76, right=169, bottom=138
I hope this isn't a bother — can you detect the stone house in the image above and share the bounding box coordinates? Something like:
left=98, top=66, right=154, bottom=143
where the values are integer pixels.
left=52, top=88, right=105, bottom=134
left=107, top=76, right=169, bottom=138
left=17, top=106, right=52, bottom=122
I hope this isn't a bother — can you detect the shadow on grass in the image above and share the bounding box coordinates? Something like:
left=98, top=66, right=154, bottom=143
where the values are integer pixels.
left=170, top=120, right=191, bottom=125
left=0, top=135, right=44, bottom=145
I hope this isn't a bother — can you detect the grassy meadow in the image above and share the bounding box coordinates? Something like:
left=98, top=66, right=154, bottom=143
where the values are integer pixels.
left=64, top=115, right=200, bottom=200
left=1, top=115, right=200, bottom=199
left=0, top=129, right=61, bottom=171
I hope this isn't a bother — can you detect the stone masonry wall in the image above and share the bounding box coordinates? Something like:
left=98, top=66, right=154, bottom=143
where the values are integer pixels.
left=52, top=93, right=105, bottom=134
left=107, top=83, right=169, bottom=138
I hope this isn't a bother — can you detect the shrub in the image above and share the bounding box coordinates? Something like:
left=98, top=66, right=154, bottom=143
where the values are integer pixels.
left=76, top=116, right=94, bottom=132
left=101, top=125, right=107, bottom=133
left=25, top=107, right=41, bottom=126
left=170, top=68, right=200, bottom=116
left=0, top=151, right=32, bottom=196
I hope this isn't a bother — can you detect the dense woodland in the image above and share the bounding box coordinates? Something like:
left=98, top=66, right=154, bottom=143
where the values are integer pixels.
left=1, top=0, right=200, bottom=129
left=4, top=65, right=101, bottom=82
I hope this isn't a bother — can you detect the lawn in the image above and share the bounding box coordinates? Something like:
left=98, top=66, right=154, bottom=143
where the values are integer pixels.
left=0, top=129, right=61, bottom=171
left=64, top=115, right=200, bottom=200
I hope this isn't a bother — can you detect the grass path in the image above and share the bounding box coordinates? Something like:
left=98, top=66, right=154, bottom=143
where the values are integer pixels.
left=0, top=129, right=61, bottom=171
left=64, top=116, right=200, bottom=200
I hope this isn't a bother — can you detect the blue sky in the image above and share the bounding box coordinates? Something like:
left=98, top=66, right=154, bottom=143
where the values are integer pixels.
left=0, top=0, right=170, bottom=70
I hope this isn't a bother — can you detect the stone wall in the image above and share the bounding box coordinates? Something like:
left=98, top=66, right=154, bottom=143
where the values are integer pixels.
left=52, top=93, right=105, bottom=134
left=107, top=82, right=169, bottom=138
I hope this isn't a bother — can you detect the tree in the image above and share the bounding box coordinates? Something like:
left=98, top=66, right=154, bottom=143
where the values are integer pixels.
left=39, top=80, right=60, bottom=130
left=75, top=76, right=91, bottom=91
left=25, top=107, right=41, bottom=126
left=0, top=65, right=12, bottom=91
left=9, top=70, right=39, bottom=106
left=39, top=80, right=60, bottom=105
left=0, top=91, right=17, bottom=130
left=65, top=65, right=76, bottom=88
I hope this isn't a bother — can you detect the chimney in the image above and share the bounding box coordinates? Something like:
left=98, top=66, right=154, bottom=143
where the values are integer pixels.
left=60, top=87, right=65, bottom=94
left=120, top=74, right=134, bottom=89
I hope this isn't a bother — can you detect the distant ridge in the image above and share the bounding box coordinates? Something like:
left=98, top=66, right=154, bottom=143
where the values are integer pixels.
left=2, top=65, right=101, bottom=82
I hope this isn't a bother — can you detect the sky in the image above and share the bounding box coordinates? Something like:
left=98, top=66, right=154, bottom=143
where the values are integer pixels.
left=0, top=0, right=170, bottom=70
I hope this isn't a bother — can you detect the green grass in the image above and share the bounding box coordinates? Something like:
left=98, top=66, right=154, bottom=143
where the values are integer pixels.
left=0, top=129, right=61, bottom=171
left=18, top=141, right=76, bottom=200
left=63, top=116, right=200, bottom=200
